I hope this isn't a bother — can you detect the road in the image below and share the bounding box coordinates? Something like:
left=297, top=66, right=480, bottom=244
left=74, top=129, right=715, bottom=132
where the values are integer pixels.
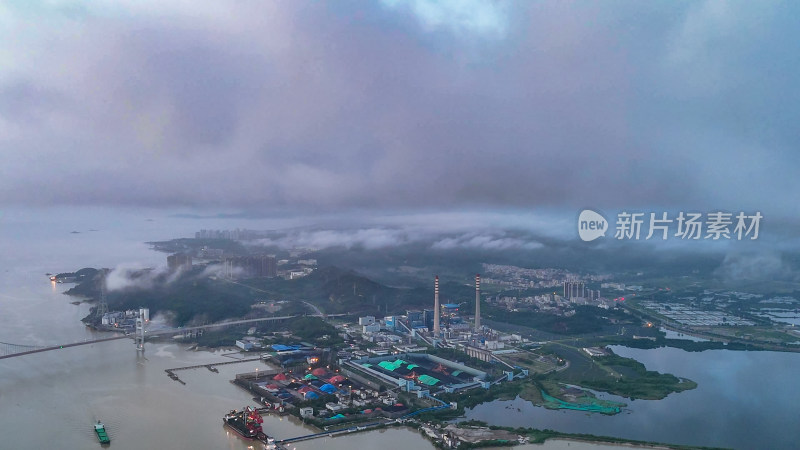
left=218, top=276, right=326, bottom=317
left=302, top=301, right=324, bottom=316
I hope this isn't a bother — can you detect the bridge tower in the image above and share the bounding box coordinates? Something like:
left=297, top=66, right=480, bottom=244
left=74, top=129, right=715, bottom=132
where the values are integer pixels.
left=95, top=273, right=109, bottom=319
left=134, top=307, right=146, bottom=352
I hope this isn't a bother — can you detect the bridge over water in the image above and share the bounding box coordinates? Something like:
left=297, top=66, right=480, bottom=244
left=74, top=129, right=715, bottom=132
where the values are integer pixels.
left=0, top=335, right=132, bottom=360
left=0, top=313, right=346, bottom=360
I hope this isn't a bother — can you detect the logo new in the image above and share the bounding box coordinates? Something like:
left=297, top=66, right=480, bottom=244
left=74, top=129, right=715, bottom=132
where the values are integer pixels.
left=578, top=209, right=607, bottom=242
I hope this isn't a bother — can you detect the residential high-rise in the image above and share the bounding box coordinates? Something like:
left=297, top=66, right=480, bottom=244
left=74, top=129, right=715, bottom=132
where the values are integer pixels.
left=223, top=255, right=277, bottom=278
left=563, top=280, right=587, bottom=301
left=167, top=253, right=192, bottom=271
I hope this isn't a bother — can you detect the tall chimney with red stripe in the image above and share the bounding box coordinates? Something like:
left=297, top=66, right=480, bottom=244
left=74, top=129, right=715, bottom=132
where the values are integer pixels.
left=475, top=274, right=481, bottom=331
left=433, top=276, right=440, bottom=335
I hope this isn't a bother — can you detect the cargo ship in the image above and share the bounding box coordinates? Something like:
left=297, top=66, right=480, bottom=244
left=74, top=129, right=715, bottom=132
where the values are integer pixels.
left=94, top=421, right=110, bottom=444
left=223, top=406, right=265, bottom=440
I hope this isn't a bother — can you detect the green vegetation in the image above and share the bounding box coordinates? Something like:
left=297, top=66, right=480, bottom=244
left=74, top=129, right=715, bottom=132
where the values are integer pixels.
left=536, top=380, right=624, bottom=413
left=542, top=344, right=697, bottom=400
left=66, top=265, right=268, bottom=325
left=193, top=327, right=248, bottom=347
left=600, top=335, right=762, bottom=352
left=577, top=366, right=696, bottom=400
left=431, top=378, right=625, bottom=420
left=540, top=343, right=609, bottom=380
left=438, top=379, right=542, bottom=413
left=485, top=305, right=632, bottom=335
left=277, top=316, right=343, bottom=346
left=435, top=377, right=624, bottom=416
left=62, top=268, right=103, bottom=297
left=54, top=267, right=99, bottom=281
left=238, top=266, right=433, bottom=316
left=187, top=316, right=343, bottom=348
left=109, top=271, right=260, bottom=325
left=67, top=264, right=427, bottom=325
left=503, top=352, right=558, bottom=373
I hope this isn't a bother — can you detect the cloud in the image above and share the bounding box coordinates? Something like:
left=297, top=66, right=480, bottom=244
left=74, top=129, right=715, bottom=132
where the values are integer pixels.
left=105, top=264, right=160, bottom=291
left=714, top=251, right=797, bottom=282
left=380, top=0, right=509, bottom=37
left=432, top=233, right=542, bottom=251
left=256, top=228, right=413, bottom=250
left=104, top=262, right=181, bottom=291
left=0, top=1, right=797, bottom=222
left=199, top=262, right=240, bottom=278
left=251, top=225, right=543, bottom=253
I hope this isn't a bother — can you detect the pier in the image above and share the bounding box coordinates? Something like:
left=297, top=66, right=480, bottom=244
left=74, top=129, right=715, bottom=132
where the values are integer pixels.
left=164, top=357, right=271, bottom=384
left=252, top=420, right=389, bottom=449
left=251, top=404, right=449, bottom=447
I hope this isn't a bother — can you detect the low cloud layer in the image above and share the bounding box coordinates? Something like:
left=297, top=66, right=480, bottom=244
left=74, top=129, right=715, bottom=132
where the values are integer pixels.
left=256, top=228, right=414, bottom=251
left=714, top=252, right=798, bottom=283
left=253, top=226, right=543, bottom=252
left=1, top=2, right=798, bottom=218
left=431, top=234, right=542, bottom=251
left=104, top=263, right=180, bottom=291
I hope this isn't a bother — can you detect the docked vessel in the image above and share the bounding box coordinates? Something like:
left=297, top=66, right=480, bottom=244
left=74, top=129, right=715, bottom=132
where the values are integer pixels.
left=94, top=421, right=110, bottom=444
left=223, top=406, right=264, bottom=440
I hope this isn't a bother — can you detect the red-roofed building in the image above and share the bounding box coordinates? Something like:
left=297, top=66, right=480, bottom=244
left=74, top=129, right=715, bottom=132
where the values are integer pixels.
left=328, top=375, right=346, bottom=384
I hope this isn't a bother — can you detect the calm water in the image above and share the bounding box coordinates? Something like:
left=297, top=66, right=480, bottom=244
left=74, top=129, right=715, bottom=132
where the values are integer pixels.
left=0, top=208, right=436, bottom=450
left=0, top=207, right=622, bottom=450
left=466, top=344, right=800, bottom=449
left=659, top=327, right=709, bottom=342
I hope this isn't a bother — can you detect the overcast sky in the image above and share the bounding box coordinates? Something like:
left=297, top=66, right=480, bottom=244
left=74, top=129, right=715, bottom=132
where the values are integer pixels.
left=1, top=1, right=798, bottom=222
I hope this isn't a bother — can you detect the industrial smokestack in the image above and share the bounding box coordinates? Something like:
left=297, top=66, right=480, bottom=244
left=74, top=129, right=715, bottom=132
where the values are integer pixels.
left=475, top=274, right=481, bottom=331
left=433, top=276, right=440, bottom=335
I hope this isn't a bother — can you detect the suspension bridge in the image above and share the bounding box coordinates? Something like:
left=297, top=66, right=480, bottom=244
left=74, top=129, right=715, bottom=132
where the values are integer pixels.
left=0, top=313, right=345, bottom=360
left=0, top=335, right=132, bottom=360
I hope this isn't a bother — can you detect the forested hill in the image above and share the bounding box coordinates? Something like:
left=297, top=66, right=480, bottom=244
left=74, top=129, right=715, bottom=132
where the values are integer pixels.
left=235, top=266, right=449, bottom=317
left=63, top=265, right=464, bottom=326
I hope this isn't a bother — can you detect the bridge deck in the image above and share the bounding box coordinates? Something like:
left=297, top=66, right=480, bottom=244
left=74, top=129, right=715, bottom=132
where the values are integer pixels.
left=0, top=312, right=349, bottom=359
left=0, top=335, right=130, bottom=360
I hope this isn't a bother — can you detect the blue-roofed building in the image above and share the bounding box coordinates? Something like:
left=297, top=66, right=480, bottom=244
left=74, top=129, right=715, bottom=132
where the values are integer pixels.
left=272, top=344, right=302, bottom=352
left=320, top=383, right=337, bottom=394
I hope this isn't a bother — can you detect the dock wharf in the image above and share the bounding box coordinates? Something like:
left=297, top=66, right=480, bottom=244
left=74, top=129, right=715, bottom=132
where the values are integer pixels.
left=165, top=357, right=267, bottom=384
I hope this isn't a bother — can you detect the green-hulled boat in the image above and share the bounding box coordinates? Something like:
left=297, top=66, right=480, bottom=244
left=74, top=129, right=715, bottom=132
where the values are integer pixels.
left=94, top=421, right=110, bottom=444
